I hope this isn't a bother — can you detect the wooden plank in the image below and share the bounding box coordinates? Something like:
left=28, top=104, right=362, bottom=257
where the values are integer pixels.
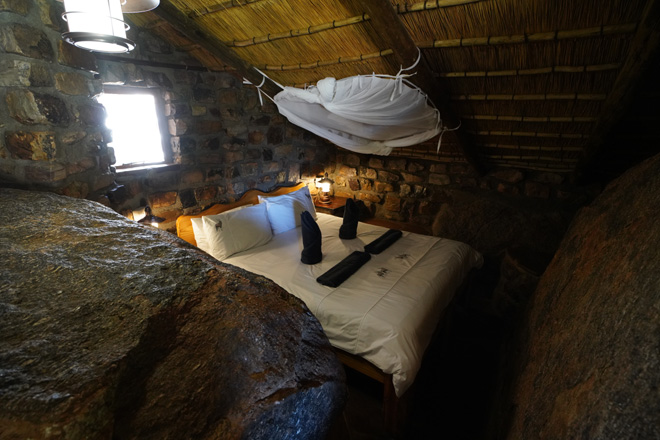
left=579, top=0, right=660, bottom=171
left=151, top=0, right=280, bottom=96
left=360, top=0, right=486, bottom=176
left=333, top=349, right=402, bottom=435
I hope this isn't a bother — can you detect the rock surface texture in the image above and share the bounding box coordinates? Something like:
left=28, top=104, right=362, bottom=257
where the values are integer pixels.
left=0, top=189, right=346, bottom=440
left=501, top=154, right=660, bottom=439
left=431, top=188, right=575, bottom=256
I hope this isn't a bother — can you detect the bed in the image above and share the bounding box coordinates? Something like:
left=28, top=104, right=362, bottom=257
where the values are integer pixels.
left=176, top=183, right=483, bottom=431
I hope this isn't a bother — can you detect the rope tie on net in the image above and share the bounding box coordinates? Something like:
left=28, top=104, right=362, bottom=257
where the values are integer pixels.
left=389, top=48, right=422, bottom=101
left=436, top=120, right=462, bottom=153
left=242, top=68, right=284, bottom=105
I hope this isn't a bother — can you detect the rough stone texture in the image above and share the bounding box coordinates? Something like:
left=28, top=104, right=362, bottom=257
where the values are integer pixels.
left=5, top=131, right=56, bottom=160
left=432, top=188, right=575, bottom=255
left=6, top=90, right=70, bottom=126
left=330, top=152, right=592, bottom=232
left=500, top=154, right=660, bottom=439
left=0, top=60, right=31, bottom=87
left=0, top=0, right=30, bottom=14
left=0, top=24, right=54, bottom=61
left=0, top=189, right=346, bottom=440
left=55, top=72, right=91, bottom=96
left=57, top=41, right=98, bottom=72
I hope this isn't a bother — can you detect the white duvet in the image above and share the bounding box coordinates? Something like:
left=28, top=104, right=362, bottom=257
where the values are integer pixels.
left=223, top=213, right=483, bottom=396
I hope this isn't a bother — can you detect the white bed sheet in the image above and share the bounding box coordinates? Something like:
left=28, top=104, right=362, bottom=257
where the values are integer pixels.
left=223, top=213, right=483, bottom=396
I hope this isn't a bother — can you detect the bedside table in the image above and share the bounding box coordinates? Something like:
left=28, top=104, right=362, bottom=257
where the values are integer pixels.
left=314, top=196, right=349, bottom=216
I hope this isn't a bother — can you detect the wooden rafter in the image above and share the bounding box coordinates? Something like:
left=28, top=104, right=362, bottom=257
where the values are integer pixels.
left=452, top=93, right=607, bottom=101
left=360, top=0, right=486, bottom=175
left=471, top=131, right=589, bottom=139
left=440, top=63, right=621, bottom=78
left=418, top=23, right=637, bottom=49
left=465, top=115, right=598, bottom=123
left=259, top=49, right=394, bottom=71
left=189, top=0, right=267, bottom=17
left=151, top=0, right=280, bottom=96
left=223, top=0, right=484, bottom=48
left=478, top=143, right=585, bottom=152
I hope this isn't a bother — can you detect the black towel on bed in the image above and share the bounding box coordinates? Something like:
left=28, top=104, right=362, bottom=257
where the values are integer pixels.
left=364, top=229, right=403, bottom=254
left=339, top=197, right=359, bottom=239
left=301, top=210, right=322, bottom=264
left=316, top=251, right=371, bottom=287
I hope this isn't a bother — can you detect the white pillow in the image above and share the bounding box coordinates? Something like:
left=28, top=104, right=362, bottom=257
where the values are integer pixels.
left=191, top=205, right=248, bottom=254
left=202, top=202, right=272, bottom=260
left=191, top=217, right=211, bottom=253
left=258, top=186, right=317, bottom=235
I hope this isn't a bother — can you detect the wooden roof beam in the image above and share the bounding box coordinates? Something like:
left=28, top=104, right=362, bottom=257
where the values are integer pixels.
left=151, top=0, right=280, bottom=96
left=360, top=0, right=486, bottom=175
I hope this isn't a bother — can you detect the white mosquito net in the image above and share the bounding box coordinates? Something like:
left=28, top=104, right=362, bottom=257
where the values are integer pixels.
left=272, top=73, right=442, bottom=155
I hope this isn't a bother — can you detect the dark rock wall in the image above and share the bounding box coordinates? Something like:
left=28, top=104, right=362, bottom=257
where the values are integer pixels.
left=493, top=153, right=660, bottom=439
left=0, top=188, right=346, bottom=439
left=0, top=0, right=337, bottom=231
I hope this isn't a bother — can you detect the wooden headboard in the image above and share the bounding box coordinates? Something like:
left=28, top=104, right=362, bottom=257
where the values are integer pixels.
left=176, top=183, right=306, bottom=246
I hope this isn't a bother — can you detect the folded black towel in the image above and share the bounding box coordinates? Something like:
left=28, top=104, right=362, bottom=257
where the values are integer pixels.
left=301, top=211, right=322, bottom=264
left=316, top=251, right=371, bottom=287
left=364, top=229, right=403, bottom=254
left=339, top=198, right=359, bottom=239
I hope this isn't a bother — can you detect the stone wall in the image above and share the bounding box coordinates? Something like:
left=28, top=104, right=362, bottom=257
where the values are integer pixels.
left=0, top=0, right=111, bottom=196
left=328, top=151, right=594, bottom=255
left=0, top=0, right=337, bottom=231
left=99, top=46, right=335, bottom=230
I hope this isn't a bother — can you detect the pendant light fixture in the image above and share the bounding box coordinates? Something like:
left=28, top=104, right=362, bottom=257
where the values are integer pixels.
left=59, top=0, right=160, bottom=54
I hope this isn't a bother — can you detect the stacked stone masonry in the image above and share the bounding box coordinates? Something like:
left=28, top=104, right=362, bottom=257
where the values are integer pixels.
left=0, top=0, right=336, bottom=232
left=328, top=152, right=592, bottom=234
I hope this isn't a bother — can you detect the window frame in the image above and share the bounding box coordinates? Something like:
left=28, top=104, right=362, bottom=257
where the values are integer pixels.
left=100, top=85, right=172, bottom=171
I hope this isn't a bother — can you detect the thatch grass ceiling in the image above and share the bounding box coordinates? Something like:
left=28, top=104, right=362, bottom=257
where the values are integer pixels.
left=128, top=0, right=660, bottom=178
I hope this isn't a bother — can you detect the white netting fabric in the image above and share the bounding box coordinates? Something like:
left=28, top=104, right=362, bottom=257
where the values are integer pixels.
left=272, top=73, right=442, bottom=155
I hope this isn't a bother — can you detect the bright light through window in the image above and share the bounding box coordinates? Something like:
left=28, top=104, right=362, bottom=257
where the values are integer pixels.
left=98, top=92, right=165, bottom=168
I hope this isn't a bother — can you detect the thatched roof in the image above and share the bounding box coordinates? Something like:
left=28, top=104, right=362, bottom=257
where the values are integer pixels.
left=127, top=0, right=660, bottom=180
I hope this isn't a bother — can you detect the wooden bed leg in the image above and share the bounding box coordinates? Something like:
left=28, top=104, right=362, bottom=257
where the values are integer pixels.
left=383, top=377, right=402, bottom=437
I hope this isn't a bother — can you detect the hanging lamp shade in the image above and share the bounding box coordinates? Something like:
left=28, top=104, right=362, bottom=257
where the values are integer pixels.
left=60, top=0, right=159, bottom=53
left=120, top=0, right=160, bottom=13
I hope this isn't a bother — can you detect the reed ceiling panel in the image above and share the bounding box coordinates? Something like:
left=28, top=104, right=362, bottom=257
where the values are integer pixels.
left=123, top=0, right=660, bottom=175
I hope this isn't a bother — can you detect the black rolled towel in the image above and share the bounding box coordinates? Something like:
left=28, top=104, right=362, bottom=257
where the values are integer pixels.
left=364, top=229, right=403, bottom=254
left=301, top=210, right=322, bottom=264
left=339, top=198, right=359, bottom=239
left=316, top=251, right=371, bottom=287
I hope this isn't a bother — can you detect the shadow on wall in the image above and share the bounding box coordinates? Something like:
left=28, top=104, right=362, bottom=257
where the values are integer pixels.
left=430, top=187, right=585, bottom=258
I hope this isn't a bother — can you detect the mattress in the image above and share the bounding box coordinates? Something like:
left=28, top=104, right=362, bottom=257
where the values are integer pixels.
left=223, top=213, right=483, bottom=396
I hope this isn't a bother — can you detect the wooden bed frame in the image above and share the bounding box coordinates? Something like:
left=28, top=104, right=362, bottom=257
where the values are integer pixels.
left=176, top=183, right=459, bottom=436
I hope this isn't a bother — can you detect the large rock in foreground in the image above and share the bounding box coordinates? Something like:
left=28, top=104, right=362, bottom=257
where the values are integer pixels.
left=502, top=154, right=660, bottom=439
left=0, top=189, right=346, bottom=439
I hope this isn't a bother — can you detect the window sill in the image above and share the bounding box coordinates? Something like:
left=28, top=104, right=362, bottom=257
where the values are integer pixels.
left=116, top=163, right=180, bottom=175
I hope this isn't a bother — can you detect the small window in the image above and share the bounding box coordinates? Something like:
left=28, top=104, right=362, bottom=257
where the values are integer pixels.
left=98, top=87, right=169, bottom=169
